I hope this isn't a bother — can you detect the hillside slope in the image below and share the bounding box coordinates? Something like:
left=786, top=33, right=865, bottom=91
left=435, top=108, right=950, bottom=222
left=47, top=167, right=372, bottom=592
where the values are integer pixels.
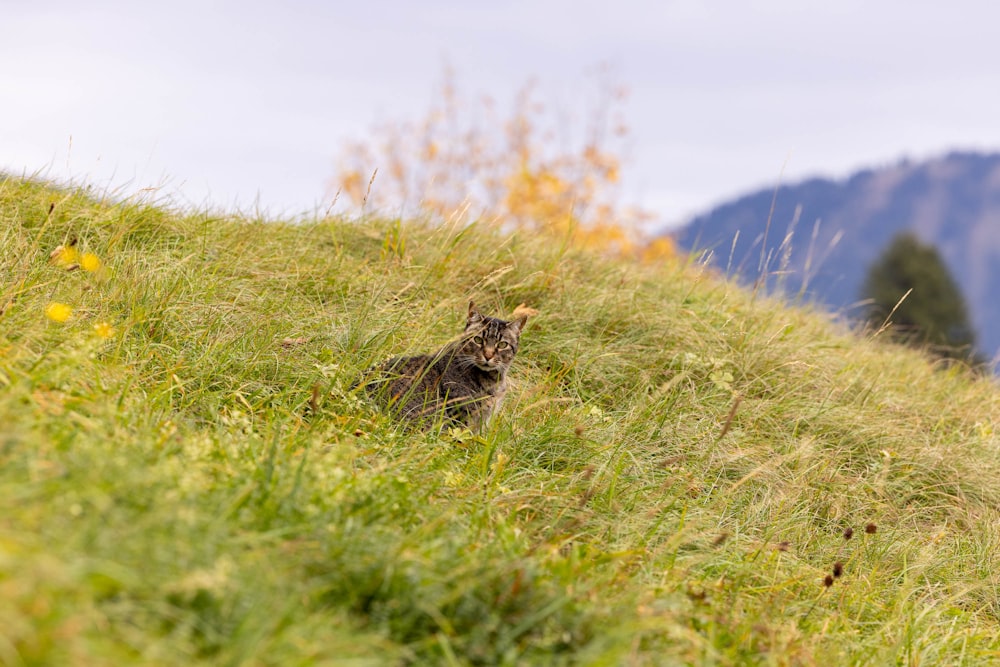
left=3, top=177, right=1000, bottom=665
left=674, top=151, right=1000, bottom=360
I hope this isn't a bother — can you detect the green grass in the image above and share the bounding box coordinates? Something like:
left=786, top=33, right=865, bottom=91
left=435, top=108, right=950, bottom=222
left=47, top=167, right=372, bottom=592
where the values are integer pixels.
left=3, top=175, right=1000, bottom=665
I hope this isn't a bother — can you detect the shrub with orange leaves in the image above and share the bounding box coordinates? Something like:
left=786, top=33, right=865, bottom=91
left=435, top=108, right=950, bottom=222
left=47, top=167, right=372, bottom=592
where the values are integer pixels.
left=332, top=68, right=675, bottom=263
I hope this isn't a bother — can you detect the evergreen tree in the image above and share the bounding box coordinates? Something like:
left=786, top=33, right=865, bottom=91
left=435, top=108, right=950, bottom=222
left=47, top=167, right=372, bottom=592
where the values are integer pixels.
left=862, top=231, right=979, bottom=361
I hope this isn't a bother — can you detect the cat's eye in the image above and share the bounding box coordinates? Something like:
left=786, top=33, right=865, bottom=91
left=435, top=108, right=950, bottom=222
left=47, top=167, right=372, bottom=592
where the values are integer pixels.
left=496, top=341, right=509, bottom=350
left=472, top=335, right=484, bottom=345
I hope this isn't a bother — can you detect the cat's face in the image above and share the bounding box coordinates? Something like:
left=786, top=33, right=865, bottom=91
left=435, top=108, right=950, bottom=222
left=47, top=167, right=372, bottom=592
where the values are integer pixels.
left=460, top=302, right=526, bottom=372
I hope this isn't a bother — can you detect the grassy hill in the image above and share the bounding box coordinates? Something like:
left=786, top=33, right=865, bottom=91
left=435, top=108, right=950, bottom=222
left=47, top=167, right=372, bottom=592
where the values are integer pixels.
left=3, top=176, right=1000, bottom=665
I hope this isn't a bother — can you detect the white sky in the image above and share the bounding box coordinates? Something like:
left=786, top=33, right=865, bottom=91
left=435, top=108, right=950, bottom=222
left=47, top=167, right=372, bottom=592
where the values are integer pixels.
left=3, top=1, right=1000, bottom=228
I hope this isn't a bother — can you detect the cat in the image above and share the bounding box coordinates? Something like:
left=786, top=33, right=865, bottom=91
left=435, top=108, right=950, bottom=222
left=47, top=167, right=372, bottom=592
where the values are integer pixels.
left=359, top=302, right=528, bottom=429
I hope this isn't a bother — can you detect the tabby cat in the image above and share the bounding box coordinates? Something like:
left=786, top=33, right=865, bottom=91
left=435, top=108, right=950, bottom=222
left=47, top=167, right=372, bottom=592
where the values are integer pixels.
left=359, top=302, right=528, bottom=429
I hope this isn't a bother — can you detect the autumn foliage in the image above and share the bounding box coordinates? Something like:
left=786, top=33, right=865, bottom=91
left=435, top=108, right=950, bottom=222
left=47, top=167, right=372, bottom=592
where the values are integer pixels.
left=333, top=70, right=675, bottom=263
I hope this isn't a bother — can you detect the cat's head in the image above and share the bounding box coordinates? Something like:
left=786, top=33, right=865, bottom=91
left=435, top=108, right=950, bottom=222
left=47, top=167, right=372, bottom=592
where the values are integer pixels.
left=460, top=301, right=527, bottom=372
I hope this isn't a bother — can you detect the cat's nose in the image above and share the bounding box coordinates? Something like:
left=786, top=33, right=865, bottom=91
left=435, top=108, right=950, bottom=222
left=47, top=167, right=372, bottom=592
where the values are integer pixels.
left=483, top=347, right=495, bottom=360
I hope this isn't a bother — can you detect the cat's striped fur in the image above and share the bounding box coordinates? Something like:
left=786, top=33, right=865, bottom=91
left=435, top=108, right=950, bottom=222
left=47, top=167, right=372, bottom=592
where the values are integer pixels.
left=359, top=302, right=527, bottom=429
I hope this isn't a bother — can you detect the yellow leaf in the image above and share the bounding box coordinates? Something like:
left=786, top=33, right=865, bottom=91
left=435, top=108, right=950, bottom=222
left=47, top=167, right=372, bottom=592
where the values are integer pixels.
left=511, top=303, right=539, bottom=319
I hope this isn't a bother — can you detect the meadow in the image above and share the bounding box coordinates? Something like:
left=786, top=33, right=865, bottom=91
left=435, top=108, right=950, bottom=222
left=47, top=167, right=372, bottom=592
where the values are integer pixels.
left=3, top=175, right=1000, bottom=665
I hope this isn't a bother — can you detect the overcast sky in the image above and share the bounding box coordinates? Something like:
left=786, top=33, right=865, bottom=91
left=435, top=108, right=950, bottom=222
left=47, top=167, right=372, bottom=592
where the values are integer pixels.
left=3, top=1, right=1000, bottom=228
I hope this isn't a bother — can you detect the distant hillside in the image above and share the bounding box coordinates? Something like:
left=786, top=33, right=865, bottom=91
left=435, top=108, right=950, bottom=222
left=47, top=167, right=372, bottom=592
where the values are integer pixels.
left=674, top=151, right=1000, bottom=360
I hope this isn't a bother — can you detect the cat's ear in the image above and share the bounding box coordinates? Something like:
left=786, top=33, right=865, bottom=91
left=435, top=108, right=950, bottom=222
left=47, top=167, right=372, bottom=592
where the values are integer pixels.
left=466, top=301, right=484, bottom=329
left=508, top=315, right=528, bottom=336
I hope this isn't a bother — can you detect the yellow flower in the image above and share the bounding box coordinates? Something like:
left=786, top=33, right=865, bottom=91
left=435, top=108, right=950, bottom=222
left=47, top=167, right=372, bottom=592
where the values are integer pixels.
left=80, top=253, right=102, bottom=272
left=45, top=302, right=73, bottom=323
left=93, top=321, right=116, bottom=339
left=50, top=245, right=78, bottom=266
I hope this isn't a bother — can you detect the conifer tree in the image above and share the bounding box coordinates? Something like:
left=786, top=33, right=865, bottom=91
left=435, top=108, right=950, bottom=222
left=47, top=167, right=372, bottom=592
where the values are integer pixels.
left=862, top=231, right=978, bottom=362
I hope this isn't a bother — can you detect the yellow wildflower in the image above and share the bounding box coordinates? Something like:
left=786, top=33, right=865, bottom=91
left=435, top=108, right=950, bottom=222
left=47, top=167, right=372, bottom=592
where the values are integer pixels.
left=80, top=253, right=102, bottom=272
left=93, top=321, right=116, bottom=339
left=45, top=302, right=73, bottom=323
left=50, top=245, right=78, bottom=266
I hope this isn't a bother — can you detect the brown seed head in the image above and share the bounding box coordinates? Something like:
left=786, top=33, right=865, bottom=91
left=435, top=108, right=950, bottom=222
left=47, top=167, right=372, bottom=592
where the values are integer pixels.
left=832, top=561, right=844, bottom=578
left=823, top=575, right=834, bottom=588
left=865, top=523, right=877, bottom=534
left=843, top=527, right=854, bottom=540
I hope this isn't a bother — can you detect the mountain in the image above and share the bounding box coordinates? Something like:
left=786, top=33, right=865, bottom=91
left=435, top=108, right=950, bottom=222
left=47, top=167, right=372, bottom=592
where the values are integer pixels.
left=673, top=151, right=1000, bottom=361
